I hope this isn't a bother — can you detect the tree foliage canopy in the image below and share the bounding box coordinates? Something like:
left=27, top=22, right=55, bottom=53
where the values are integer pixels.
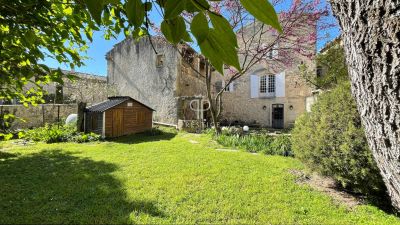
left=0, top=0, right=281, bottom=106
left=300, top=42, right=348, bottom=90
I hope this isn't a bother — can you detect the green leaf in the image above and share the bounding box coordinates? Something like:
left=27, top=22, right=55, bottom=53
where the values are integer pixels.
left=161, top=16, right=188, bottom=44
left=187, top=0, right=210, bottom=12
left=24, top=30, right=36, bottom=45
left=165, top=0, right=186, bottom=19
left=104, top=0, right=119, bottom=4
left=191, top=12, right=209, bottom=44
left=126, top=0, right=145, bottom=28
left=199, top=37, right=224, bottom=73
left=144, top=2, right=152, bottom=11
left=240, top=0, right=282, bottom=32
left=199, top=30, right=241, bottom=74
left=209, top=13, right=237, bottom=47
left=84, top=0, right=104, bottom=25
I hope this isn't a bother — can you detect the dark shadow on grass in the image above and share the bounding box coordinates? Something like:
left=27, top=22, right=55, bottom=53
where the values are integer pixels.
left=0, top=151, right=19, bottom=159
left=110, top=129, right=177, bottom=145
left=0, top=150, right=165, bottom=224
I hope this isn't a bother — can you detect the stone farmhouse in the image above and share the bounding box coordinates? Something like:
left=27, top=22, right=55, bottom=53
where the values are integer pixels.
left=106, top=23, right=317, bottom=129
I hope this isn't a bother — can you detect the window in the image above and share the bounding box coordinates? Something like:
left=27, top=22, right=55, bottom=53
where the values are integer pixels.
left=260, top=75, right=267, bottom=93
left=259, top=75, right=275, bottom=97
left=268, top=43, right=279, bottom=59
left=316, top=66, right=323, bottom=78
left=199, top=60, right=206, bottom=75
left=156, top=54, right=165, bottom=67
left=268, top=75, right=275, bottom=93
left=215, top=81, right=223, bottom=92
left=224, top=82, right=235, bottom=92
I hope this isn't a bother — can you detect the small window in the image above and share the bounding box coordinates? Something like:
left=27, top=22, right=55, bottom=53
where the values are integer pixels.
left=199, top=60, right=206, bottom=75
left=215, top=81, right=223, bottom=92
left=156, top=54, right=165, bottom=67
left=224, top=83, right=231, bottom=92
left=268, top=43, right=279, bottom=59
left=127, top=102, right=133, bottom=107
left=316, top=66, right=323, bottom=78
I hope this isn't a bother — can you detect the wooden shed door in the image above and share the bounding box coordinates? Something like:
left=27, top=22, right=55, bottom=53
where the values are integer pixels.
left=112, top=109, right=124, bottom=137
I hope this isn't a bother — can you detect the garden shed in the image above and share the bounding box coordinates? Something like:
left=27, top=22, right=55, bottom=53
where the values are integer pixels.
left=84, top=96, right=154, bottom=138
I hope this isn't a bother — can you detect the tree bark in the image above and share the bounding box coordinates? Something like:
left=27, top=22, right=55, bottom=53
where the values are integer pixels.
left=329, top=0, right=400, bottom=209
left=77, top=102, right=86, bottom=132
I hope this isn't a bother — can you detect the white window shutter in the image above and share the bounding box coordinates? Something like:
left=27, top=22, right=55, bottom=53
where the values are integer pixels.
left=250, top=75, right=259, bottom=98
left=275, top=72, right=285, bottom=97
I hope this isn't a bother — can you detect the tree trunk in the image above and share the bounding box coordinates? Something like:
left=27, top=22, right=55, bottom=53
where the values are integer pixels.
left=329, top=0, right=400, bottom=209
left=77, top=102, right=86, bottom=132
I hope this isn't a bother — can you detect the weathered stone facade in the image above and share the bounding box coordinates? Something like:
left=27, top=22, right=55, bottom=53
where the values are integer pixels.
left=214, top=21, right=316, bottom=128
left=107, top=37, right=207, bottom=125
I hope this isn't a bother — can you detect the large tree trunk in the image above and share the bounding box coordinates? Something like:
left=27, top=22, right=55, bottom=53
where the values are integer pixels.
left=329, top=0, right=400, bottom=209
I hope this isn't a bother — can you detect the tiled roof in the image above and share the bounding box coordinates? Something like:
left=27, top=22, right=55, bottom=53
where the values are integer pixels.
left=86, top=96, right=154, bottom=113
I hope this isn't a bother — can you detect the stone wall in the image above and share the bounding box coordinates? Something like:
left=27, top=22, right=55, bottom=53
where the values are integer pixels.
left=23, top=71, right=110, bottom=105
left=61, top=72, right=111, bottom=105
left=0, top=104, right=77, bottom=129
left=107, top=37, right=180, bottom=125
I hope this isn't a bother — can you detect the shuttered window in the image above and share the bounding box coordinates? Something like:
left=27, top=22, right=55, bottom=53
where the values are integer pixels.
left=251, top=72, right=284, bottom=98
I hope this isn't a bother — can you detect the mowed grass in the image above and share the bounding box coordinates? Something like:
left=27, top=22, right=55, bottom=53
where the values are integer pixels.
left=0, top=129, right=399, bottom=224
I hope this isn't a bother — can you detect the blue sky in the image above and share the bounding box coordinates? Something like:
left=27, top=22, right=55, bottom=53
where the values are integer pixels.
left=43, top=0, right=340, bottom=76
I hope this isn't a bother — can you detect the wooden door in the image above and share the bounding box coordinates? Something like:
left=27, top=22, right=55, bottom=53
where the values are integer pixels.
left=112, top=109, right=124, bottom=137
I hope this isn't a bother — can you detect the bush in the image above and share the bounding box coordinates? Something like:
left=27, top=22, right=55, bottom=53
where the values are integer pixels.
left=267, top=135, right=292, bottom=156
left=292, top=82, right=385, bottom=195
left=212, top=128, right=292, bottom=156
left=23, top=123, right=101, bottom=143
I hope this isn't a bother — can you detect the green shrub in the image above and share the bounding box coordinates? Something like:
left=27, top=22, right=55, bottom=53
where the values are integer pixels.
left=267, top=135, right=292, bottom=156
left=23, top=123, right=101, bottom=143
left=72, top=132, right=101, bottom=143
left=292, top=82, right=385, bottom=195
left=213, top=128, right=291, bottom=156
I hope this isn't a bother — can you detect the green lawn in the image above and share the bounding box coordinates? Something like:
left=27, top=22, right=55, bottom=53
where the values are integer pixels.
left=0, top=129, right=398, bottom=224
